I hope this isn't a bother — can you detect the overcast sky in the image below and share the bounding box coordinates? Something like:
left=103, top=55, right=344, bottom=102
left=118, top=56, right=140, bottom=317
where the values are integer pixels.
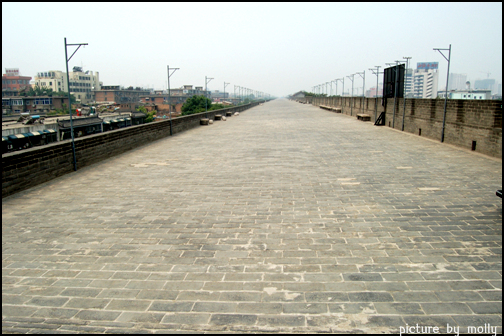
left=2, top=2, right=502, bottom=97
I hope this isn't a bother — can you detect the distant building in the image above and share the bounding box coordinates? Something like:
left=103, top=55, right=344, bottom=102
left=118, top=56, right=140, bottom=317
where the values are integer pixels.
left=210, top=90, right=229, bottom=100
left=448, top=73, right=468, bottom=91
left=366, top=85, right=383, bottom=98
left=404, top=63, right=439, bottom=99
left=2, top=96, right=69, bottom=114
left=437, top=89, right=491, bottom=100
left=94, top=85, right=150, bottom=107
left=474, top=78, right=496, bottom=94
left=34, top=70, right=67, bottom=93
left=168, top=85, right=208, bottom=97
left=289, top=91, right=305, bottom=99
left=35, top=67, right=102, bottom=104
left=68, top=67, right=101, bottom=104
left=2, top=68, right=32, bottom=92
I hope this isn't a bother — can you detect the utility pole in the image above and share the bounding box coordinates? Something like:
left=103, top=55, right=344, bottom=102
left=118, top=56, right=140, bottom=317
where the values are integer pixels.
left=167, top=65, right=179, bottom=136
left=223, top=82, right=229, bottom=103
left=336, top=77, right=344, bottom=113
left=64, top=37, right=88, bottom=171
left=434, top=44, right=451, bottom=143
left=347, top=74, right=355, bottom=116
left=356, top=71, right=365, bottom=114
left=205, top=76, right=214, bottom=116
left=369, top=66, right=382, bottom=122
left=401, top=57, right=411, bottom=131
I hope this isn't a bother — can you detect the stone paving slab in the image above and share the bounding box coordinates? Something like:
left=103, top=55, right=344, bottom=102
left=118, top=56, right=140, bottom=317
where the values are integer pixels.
left=2, top=98, right=502, bottom=333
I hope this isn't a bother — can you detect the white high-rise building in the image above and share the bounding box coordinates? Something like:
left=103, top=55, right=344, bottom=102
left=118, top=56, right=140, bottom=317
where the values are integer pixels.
left=404, top=63, right=439, bottom=99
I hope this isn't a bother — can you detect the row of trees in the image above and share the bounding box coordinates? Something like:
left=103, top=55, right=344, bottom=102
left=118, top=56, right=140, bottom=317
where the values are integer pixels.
left=180, top=95, right=228, bottom=116
left=303, top=91, right=332, bottom=97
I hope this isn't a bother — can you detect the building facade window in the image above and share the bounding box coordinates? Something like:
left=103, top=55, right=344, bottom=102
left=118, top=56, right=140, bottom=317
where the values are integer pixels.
left=34, top=98, right=52, bottom=105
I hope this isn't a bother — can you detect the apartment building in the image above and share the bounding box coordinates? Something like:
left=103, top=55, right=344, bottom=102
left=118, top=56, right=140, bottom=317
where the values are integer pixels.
left=94, top=85, right=150, bottom=105
left=34, top=67, right=102, bottom=104
left=34, top=70, right=67, bottom=93
left=2, top=68, right=32, bottom=92
left=404, top=63, right=439, bottom=99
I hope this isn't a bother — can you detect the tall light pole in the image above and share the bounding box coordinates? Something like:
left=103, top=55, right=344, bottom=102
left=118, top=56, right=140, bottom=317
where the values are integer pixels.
left=369, top=66, right=382, bottom=122
left=223, top=82, right=229, bottom=103
left=401, top=57, right=411, bottom=131
left=205, top=76, right=214, bottom=116
left=167, top=65, right=179, bottom=136
left=434, top=44, right=451, bottom=143
left=64, top=37, right=88, bottom=171
left=336, top=77, right=344, bottom=113
left=347, top=74, right=355, bottom=116
left=356, top=71, right=365, bottom=113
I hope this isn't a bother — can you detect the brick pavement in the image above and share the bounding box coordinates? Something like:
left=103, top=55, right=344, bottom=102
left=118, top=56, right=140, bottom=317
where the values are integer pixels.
left=2, top=99, right=502, bottom=333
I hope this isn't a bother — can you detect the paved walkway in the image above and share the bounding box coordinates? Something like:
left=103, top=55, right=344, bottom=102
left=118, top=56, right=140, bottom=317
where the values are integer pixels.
left=2, top=99, right=502, bottom=333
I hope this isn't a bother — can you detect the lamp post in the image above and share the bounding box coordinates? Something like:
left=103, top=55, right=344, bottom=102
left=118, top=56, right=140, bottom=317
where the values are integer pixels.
left=347, top=74, right=355, bottom=116
left=167, top=65, right=179, bottom=136
left=223, top=82, right=229, bottom=104
left=369, top=66, right=382, bottom=122
left=336, top=77, right=344, bottom=113
left=401, top=57, right=411, bottom=132
left=205, top=76, right=214, bottom=116
left=433, top=44, right=451, bottom=143
left=356, top=71, right=365, bottom=114
left=64, top=37, right=88, bottom=171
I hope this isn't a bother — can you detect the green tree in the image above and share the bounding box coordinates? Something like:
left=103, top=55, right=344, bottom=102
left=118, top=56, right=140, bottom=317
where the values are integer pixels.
left=181, top=95, right=212, bottom=116
left=209, top=103, right=227, bottom=111
left=137, top=105, right=155, bottom=123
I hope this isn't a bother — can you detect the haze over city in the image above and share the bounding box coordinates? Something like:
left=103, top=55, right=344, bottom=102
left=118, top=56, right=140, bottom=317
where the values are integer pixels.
left=2, top=2, right=502, bottom=97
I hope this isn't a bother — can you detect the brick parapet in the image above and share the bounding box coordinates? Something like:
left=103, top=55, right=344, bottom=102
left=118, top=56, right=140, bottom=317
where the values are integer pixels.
left=305, top=96, right=501, bottom=158
left=2, top=102, right=263, bottom=198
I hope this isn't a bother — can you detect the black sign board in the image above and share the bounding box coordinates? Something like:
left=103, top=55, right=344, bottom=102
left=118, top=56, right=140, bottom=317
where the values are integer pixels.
left=383, top=64, right=405, bottom=99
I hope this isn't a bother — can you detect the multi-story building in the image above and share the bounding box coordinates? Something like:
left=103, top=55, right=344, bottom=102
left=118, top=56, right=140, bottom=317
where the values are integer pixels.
left=474, top=78, right=496, bottom=94
left=34, top=67, right=102, bottom=104
left=2, top=68, right=32, bottom=92
left=68, top=67, right=101, bottom=104
left=137, top=85, right=212, bottom=114
left=34, top=70, right=67, bottom=93
left=448, top=73, right=468, bottom=91
left=367, top=84, right=383, bottom=98
left=2, top=96, right=69, bottom=114
left=404, top=63, right=439, bottom=99
left=437, top=89, right=491, bottom=100
left=94, top=85, right=150, bottom=106
left=210, top=90, right=230, bottom=101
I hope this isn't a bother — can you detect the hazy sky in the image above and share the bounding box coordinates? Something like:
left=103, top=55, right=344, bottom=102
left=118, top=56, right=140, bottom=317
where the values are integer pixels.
left=2, top=2, right=502, bottom=97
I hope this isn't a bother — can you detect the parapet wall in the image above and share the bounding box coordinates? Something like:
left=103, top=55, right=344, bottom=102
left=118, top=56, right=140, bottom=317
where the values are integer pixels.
left=2, top=102, right=262, bottom=198
left=303, top=96, right=502, bottom=159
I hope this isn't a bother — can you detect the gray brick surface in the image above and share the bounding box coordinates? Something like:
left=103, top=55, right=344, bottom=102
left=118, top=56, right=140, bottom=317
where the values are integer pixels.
left=2, top=99, right=502, bottom=333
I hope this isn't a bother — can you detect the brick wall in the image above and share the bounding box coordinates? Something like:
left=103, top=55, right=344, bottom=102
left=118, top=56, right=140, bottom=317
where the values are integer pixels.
left=304, top=97, right=502, bottom=158
left=2, top=102, right=263, bottom=198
